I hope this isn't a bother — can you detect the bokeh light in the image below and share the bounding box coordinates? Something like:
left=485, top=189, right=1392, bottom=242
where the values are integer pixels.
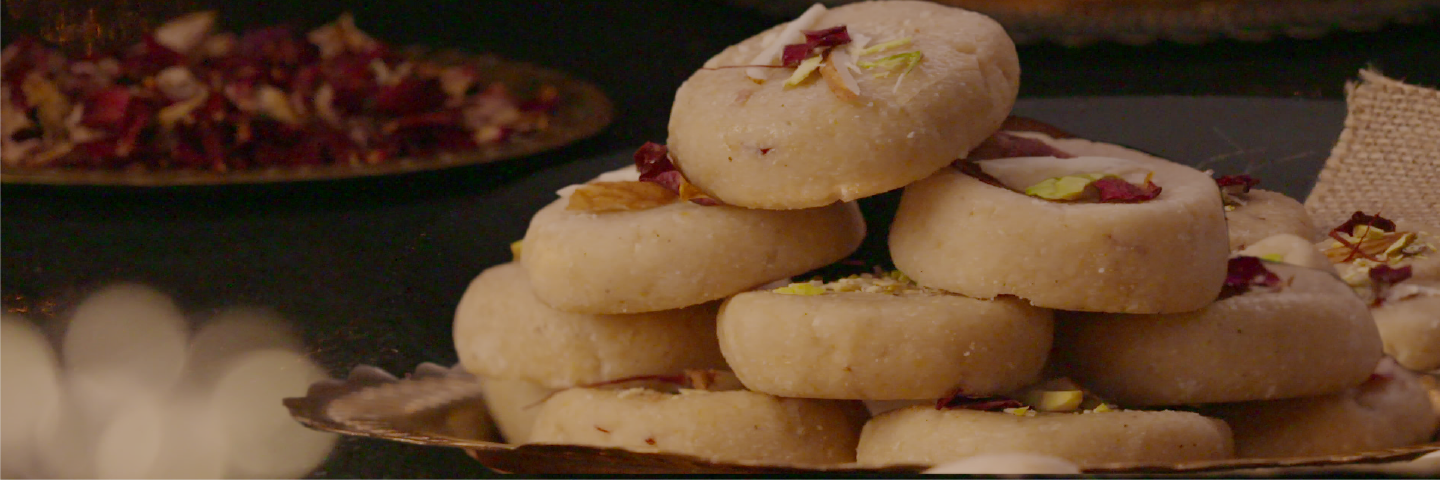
left=1, top=284, right=337, bottom=478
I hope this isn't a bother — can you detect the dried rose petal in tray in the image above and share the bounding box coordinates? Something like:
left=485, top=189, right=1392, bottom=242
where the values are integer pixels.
left=0, top=12, right=613, bottom=185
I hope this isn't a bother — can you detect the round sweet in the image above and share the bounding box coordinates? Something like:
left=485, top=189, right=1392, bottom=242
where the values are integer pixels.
left=1226, top=189, right=1318, bottom=251
left=856, top=406, right=1234, bottom=467
left=1202, top=358, right=1439, bottom=458
left=1055, top=263, right=1384, bottom=406
left=528, top=387, right=868, bottom=465
left=1372, top=280, right=1440, bottom=372
left=453, top=262, right=728, bottom=388
left=667, top=1, right=1020, bottom=209
left=477, top=376, right=558, bottom=444
left=889, top=156, right=1229, bottom=313
left=522, top=197, right=865, bottom=314
left=717, top=286, right=1053, bottom=399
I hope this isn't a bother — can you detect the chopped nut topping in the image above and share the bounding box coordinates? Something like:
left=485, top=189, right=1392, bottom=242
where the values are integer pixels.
left=771, top=270, right=926, bottom=295
left=565, top=181, right=678, bottom=213
left=1022, top=172, right=1161, bottom=203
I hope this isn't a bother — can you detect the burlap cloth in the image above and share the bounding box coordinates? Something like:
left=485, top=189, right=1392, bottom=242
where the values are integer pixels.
left=1305, top=69, right=1440, bottom=228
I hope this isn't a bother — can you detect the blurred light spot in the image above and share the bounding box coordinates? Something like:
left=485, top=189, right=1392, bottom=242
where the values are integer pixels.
left=94, top=400, right=165, bottom=478
left=184, top=307, right=301, bottom=391
left=1, top=315, right=64, bottom=478
left=62, top=283, right=189, bottom=419
left=3, top=284, right=338, bottom=479
left=211, top=349, right=337, bottom=478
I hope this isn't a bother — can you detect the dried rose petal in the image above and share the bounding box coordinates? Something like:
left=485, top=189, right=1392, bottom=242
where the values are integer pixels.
left=519, top=85, right=559, bottom=113
left=2, top=37, right=58, bottom=84
left=374, top=77, right=447, bottom=116
left=1215, top=174, right=1259, bottom=194
left=634, top=142, right=673, bottom=179
left=999, top=116, right=1075, bottom=139
left=1334, top=211, right=1398, bottom=236
left=81, top=86, right=133, bottom=129
left=1220, top=255, right=1282, bottom=299
left=968, top=131, right=1075, bottom=161
left=803, top=26, right=851, bottom=48
left=630, top=142, right=720, bottom=206
left=1369, top=264, right=1413, bottom=307
left=781, top=43, right=814, bottom=67
left=780, top=25, right=852, bottom=67
left=120, top=36, right=187, bottom=79
left=954, top=160, right=1006, bottom=188
left=1092, top=177, right=1162, bottom=203
left=936, top=390, right=1024, bottom=411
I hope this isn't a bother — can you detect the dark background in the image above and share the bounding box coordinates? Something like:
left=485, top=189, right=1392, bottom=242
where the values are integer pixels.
left=2, top=0, right=1438, bottom=477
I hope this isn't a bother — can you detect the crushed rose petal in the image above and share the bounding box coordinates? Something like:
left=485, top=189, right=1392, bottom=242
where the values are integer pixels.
left=781, top=25, right=852, bottom=67
left=936, top=390, right=1025, bottom=411
left=1368, top=265, right=1413, bottom=306
left=1333, top=211, right=1398, bottom=237
left=1220, top=255, right=1282, bottom=299
left=1091, top=176, right=1162, bottom=202
left=1215, top=174, right=1260, bottom=195
left=954, top=160, right=1007, bottom=188
left=632, top=142, right=719, bottom=206
left=966, top=131, right=1075, bottom=161
left=0, top=12, right=557, bottom=173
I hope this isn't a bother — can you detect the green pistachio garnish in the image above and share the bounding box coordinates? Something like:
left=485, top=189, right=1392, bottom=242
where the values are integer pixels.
left=771, top=270, right=923, bottom=295
left=859, top=51, right=922, bottom=78
left=858, top=37, right=912, bottom=56
left=1023, top=173, right=1106, bottom=200
left=773, top=282, right=826, bottom=295
left=784, top=55, right=824, bottom=87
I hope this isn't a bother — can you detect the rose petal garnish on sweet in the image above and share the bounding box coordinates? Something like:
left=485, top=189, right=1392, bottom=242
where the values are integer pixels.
left=781, top=25, right=850, bottom=67
left=954, top=160, right=1007, bottom=188
left=1092, top=175, right=1161, bottom=202
left=1319, top=211, right=1427, bottom=264
left=1018, top=172, right=1160, bottom=203
left=781, top=44, right=815, bottom=68
left=1220, top=255, right=1282, bottom=299
left=1215, top=174, right=1259, bottom=195
left=745, top=3, right=828, bottom=82
left=1368, top=264, right=1413, bottom=307
left=632, top=142, right=719, bottom=206
left=1334, top=211, right=1398, bottom=236
left=936, top=389, right=1024, bottom=411
left=967, top=131, right=1075, bottom=161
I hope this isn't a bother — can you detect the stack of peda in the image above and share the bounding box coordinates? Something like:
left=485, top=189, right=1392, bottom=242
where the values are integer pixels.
left=449, top=0, right=1438, bottom=471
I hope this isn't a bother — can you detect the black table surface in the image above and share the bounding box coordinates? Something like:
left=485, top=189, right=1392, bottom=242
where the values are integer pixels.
left=2, top=1, right=1438, bottom=478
